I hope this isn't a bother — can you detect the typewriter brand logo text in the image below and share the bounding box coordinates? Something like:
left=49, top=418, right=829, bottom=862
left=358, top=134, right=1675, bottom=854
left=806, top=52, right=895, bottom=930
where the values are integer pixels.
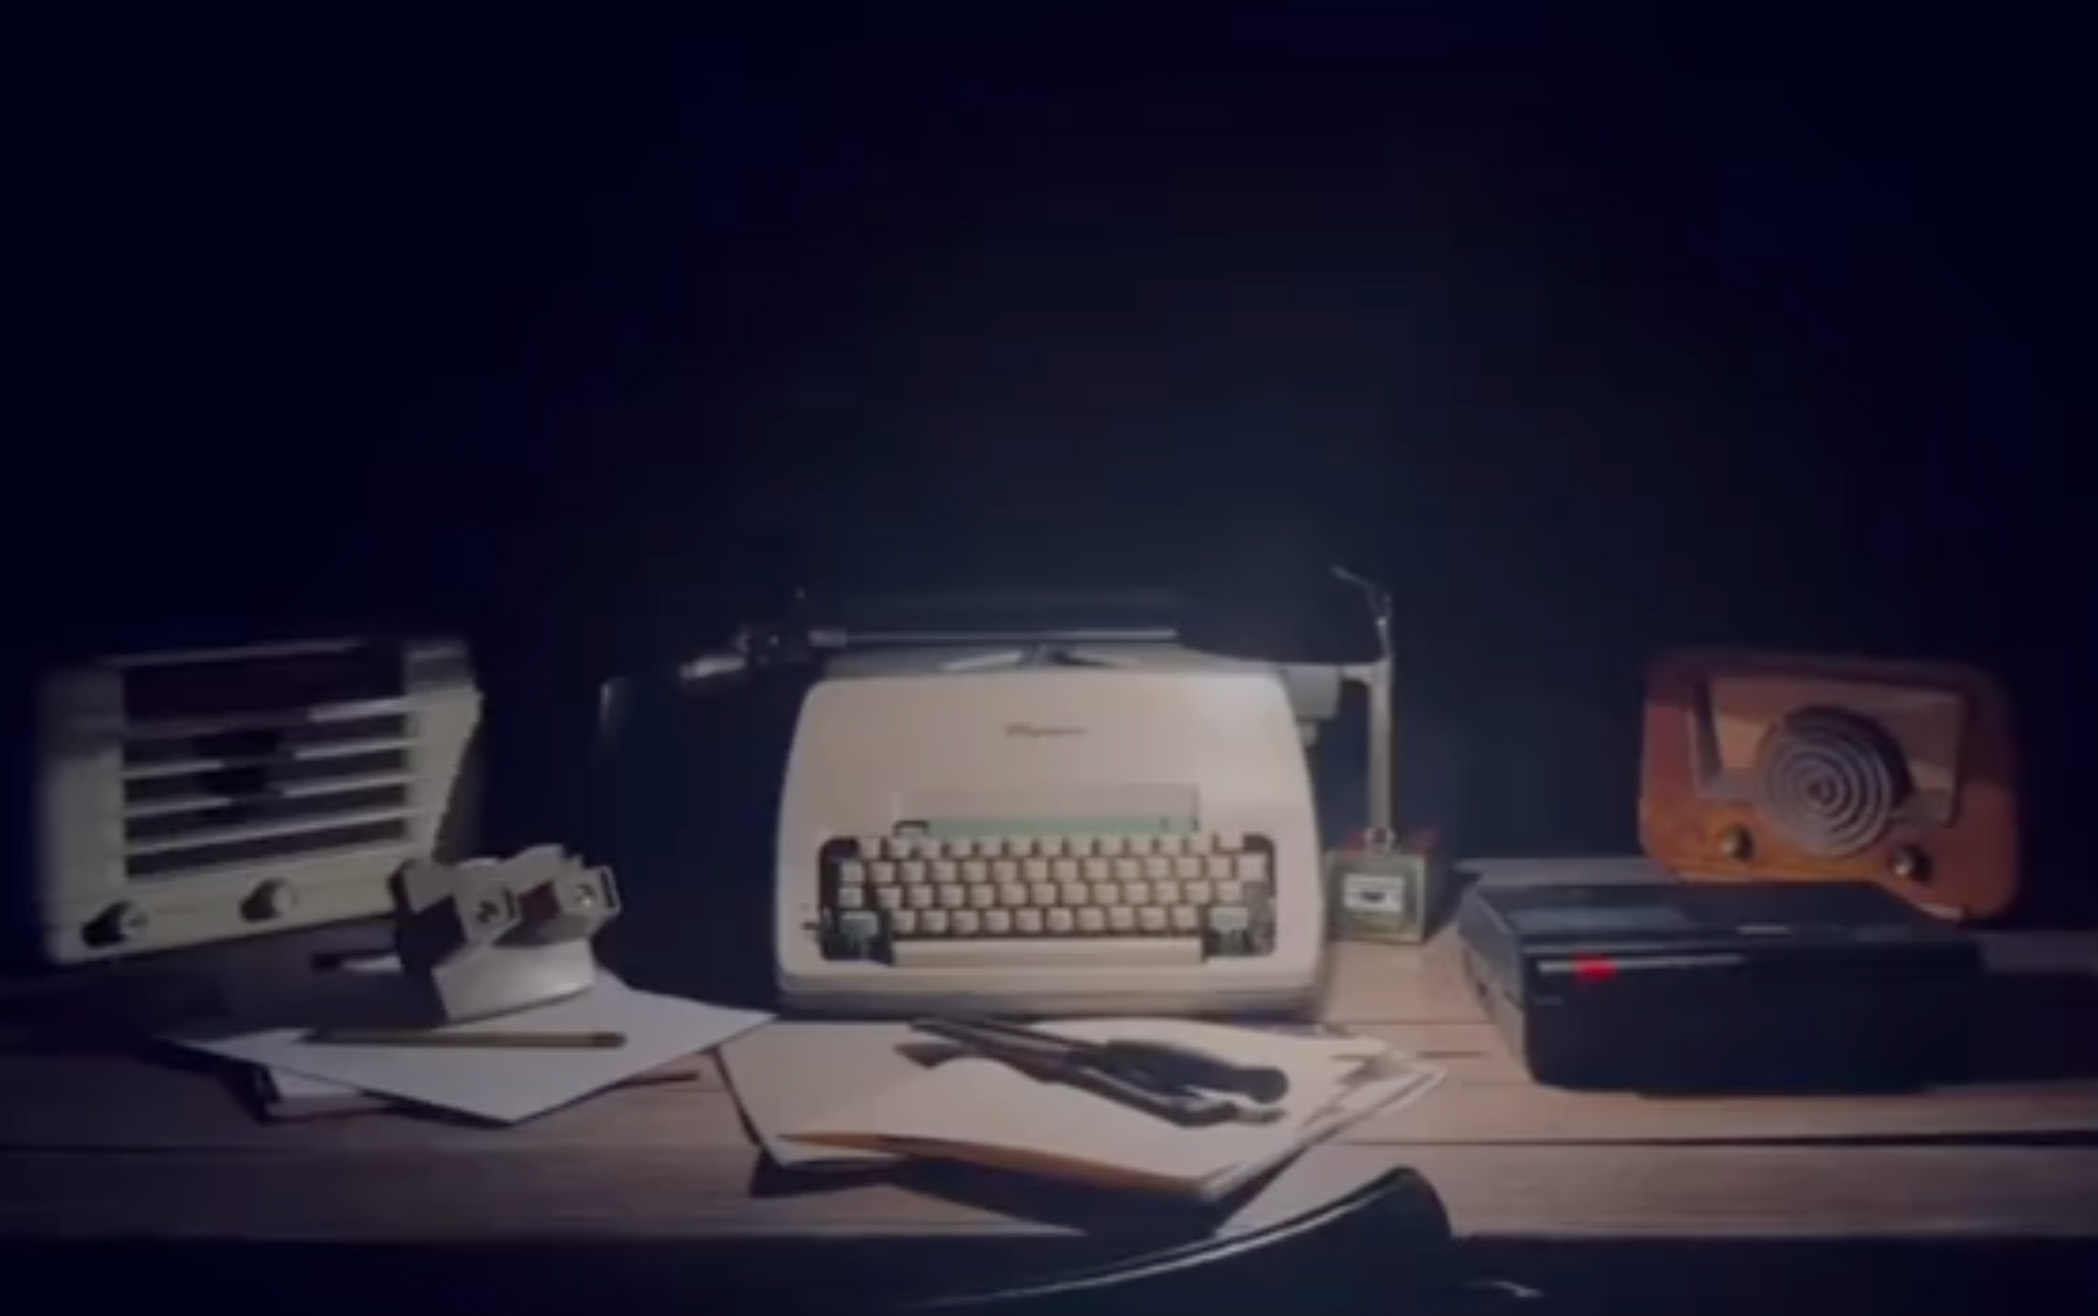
left=1004, top=722, right=1086, bottom=739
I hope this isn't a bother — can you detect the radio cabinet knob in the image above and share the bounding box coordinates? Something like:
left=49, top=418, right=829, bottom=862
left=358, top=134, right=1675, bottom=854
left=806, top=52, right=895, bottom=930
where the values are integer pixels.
left=246, top=880, right=299, bottom=921
left=1718, top=825, right=1755, bottom=861
left=1890, top=845, right=1932, bottom=882
left=89, top=902, right=150, bottom=947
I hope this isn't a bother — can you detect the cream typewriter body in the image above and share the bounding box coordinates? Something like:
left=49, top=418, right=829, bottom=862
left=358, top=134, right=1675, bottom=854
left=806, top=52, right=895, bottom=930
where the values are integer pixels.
left=775, top=662, right=1325, bottom=1017
left=32, top=638, right=480, bottom=963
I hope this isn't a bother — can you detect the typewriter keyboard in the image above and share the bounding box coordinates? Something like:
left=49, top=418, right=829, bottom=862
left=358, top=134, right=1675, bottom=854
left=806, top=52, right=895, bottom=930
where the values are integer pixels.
left=814, top=831, right=1278, bottom=969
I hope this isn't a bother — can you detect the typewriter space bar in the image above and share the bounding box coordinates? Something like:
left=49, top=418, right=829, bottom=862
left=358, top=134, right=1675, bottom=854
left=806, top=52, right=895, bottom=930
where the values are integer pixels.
left=893, top=938, right=1204, bottom=970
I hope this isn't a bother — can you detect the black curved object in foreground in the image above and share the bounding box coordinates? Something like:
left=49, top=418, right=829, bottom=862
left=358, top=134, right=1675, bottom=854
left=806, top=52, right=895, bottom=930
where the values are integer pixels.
left=894, top=1165, right=1455, bottom=1314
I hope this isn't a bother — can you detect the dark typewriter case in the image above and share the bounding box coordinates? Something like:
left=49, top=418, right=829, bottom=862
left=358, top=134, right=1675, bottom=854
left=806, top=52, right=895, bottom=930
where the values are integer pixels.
left=1456, top=880, right=1983, bottom=1091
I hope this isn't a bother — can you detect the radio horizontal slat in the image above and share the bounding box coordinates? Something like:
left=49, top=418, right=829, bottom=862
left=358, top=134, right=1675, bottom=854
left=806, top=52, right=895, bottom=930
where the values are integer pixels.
left=124, top=784, right=407, bottom=841
left=123, top=772, right=414, bottom=820
left=123, top=745, right=412, bottom=792
left=124, top=802, right=411, bottom=857
left=123, top=744, right=415, bottom=784
left=125, top=817, right=414, bottom=879
left=123, top=714, right=411, bottom=767
left=119, top=701, right=412, bottom=744
left=108, top=638, right=377, bottom=667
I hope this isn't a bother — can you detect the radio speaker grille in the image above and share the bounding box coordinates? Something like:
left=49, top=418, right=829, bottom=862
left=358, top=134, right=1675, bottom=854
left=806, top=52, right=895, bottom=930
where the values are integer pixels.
left=116, top=650, right=419, bottom=881
left=1751, top=707, right=1912, bottom=857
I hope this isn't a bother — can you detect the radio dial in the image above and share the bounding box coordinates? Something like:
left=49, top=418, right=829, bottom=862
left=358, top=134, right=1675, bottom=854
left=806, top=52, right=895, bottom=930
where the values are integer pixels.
left=246, top=880, right=299, bottom=921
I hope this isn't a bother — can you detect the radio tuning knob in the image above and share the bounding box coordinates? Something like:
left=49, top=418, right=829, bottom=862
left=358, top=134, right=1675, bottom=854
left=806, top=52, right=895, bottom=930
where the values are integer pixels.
left=246, top=879, right=299, bottom=921
left=1718, top=825, right=1755, bottom=861
left=90, top=901, right=150, bottom=946
left=1890, top=845, right=1932, bottom=882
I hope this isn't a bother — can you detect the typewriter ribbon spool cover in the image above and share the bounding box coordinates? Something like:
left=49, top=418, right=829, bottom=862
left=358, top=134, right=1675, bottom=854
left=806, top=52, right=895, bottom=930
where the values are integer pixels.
left=1639, top=647, right=2018, bottom=921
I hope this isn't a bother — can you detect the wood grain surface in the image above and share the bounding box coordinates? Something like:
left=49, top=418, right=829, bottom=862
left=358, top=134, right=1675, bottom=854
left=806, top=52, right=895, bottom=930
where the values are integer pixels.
left=5, top=861, right=2098, bottom=1243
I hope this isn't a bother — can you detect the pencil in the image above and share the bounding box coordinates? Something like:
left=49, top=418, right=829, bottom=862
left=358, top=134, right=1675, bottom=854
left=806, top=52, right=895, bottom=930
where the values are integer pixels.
left=303, top=1029, right=627, bottom=1049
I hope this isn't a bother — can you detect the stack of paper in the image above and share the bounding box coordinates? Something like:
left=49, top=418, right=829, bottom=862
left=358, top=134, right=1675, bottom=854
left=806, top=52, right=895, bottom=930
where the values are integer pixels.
left=721, top=1019, right=1441, bottom=1202
left=168, top=972, right=771, bottom=1125
left=249, top=1048, right=714, bottom=1121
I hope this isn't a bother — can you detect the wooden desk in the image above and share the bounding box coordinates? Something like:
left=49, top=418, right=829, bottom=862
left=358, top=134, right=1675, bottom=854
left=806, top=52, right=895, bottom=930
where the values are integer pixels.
left=6, top=880, right=2098, bottom=1249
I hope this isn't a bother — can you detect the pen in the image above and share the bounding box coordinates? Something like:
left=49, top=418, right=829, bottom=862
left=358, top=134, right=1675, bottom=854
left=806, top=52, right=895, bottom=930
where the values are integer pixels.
left=910, top=1017, right=1291, bottom=1127
left=303, top=1029, right=627, bottom=1049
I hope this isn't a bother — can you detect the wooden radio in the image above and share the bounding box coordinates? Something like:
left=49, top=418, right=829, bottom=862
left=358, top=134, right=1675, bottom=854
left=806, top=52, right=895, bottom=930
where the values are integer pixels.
left=29, top=637, right=482, bottom=963
left=1640, top=647, right=2018, bottom=921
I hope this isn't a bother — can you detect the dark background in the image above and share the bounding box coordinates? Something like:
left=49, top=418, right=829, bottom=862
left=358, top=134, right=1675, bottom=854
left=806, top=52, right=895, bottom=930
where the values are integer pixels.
left=26, top=9, right=2094, bottom=918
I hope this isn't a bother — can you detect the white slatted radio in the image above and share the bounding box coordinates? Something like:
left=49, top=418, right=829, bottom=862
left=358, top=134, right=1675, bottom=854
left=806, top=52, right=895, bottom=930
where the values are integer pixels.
left=775, top=664, right=1326, bottom=1017
left=33, top=637, right=480, bottom=963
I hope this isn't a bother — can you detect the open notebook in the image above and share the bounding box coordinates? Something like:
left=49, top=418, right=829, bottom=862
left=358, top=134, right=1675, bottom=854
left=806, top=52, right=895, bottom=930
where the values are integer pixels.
left=782, top=1019, right=1441, bottom=1202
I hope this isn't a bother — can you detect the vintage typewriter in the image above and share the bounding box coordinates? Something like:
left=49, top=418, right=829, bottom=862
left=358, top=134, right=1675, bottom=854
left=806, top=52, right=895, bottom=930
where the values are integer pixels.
left=675, top=591, right=1339, bottom=1018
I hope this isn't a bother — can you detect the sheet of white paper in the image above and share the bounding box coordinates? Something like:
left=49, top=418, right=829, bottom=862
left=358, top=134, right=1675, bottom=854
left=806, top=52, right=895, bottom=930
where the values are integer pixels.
left=1203, top=1062, right=1446, bottom=1201
left=264, top=1067, right=358, bottom=1100
left=786, top=1019, right=1408, bottom=1191
left=173, top=977, right=771, bottom=1124
left=1295, top=1059, right=1445, bottom=1144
